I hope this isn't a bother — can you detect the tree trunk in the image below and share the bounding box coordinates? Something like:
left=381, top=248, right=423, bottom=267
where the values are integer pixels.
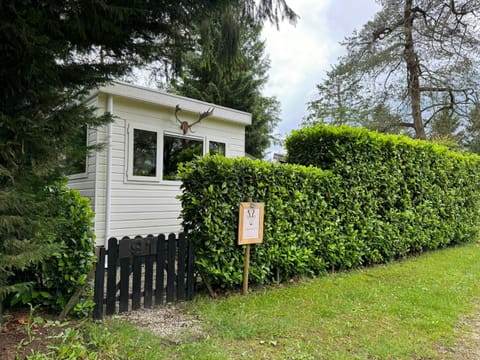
left=403, top=0, right=426, bottom=139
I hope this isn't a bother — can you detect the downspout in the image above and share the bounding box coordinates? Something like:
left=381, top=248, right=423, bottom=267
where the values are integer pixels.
left=105, top=95, right=113, bottom=246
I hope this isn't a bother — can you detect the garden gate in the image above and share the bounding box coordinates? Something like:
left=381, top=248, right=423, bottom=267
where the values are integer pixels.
left=93, top=233, right=195, bottom=320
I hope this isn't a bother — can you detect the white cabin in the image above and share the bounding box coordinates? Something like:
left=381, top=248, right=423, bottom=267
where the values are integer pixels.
left=68, top=81, right=251, bottom=246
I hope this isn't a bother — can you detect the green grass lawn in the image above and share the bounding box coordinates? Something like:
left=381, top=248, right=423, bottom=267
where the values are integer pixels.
left=27, top=243, right=480, bottom=359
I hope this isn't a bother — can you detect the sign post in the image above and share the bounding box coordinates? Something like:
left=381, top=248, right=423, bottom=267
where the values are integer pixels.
left=238, top=199, right=264, bottom=295
left=243, top=244, right=251, bottom=296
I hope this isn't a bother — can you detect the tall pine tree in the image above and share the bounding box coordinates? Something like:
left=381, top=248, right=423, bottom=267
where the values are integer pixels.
left=173, top=7, right=280, bottom=158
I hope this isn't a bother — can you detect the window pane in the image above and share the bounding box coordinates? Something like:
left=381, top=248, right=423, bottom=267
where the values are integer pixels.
left=163, top=135, right=203, bottom=180
left=133, top=129, right=157, bottom=177
left=209, top=141, right=226, bottom=156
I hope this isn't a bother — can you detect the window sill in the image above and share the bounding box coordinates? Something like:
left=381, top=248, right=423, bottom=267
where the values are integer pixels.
left=124, top=175, right=182, bottom=186
left=126, top=175, right=160, bottom=183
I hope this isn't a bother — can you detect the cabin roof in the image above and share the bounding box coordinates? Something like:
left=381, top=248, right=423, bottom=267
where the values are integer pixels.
left=90, top=81, right=252, bottom=126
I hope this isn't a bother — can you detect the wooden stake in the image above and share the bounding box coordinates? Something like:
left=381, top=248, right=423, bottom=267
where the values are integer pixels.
left=243, top=243, right=251, bottom=295
left=242, top=197, right=254, bottom=295
left=58, top=266, right=95, bottom=321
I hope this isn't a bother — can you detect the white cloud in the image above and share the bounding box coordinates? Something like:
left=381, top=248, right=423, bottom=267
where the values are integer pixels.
left=262, top=0, right=333, bottom=113
left=261, top=0, right=381, bottom=155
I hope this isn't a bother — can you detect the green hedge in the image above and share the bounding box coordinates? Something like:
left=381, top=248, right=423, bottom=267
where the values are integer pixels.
left=180, top=126, right=480, bottom=290
left=286, top=125, right=480, bottom=262
left=179, top=156, right=341, bottom=288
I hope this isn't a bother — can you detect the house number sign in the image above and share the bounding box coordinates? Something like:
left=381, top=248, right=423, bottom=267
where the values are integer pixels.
left=238, top=202, right=264, bottom=245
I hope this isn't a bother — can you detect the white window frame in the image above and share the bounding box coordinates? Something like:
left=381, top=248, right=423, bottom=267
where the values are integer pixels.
left=207, top=137, right=228, bottom=157
left=126, top=123, right=210, bottom=184
left=161, top=131, right=206, bottom=184
left=126, top=123, right=161, bottom=182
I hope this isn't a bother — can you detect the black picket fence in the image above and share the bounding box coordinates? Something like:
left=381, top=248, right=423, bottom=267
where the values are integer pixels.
left=93, top=233, right=195, bottom=320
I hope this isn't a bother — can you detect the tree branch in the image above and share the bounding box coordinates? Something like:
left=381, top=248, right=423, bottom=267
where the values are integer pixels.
left=399, top=122, right=415, bottom=128
left=419, top=86, right=474, bottom=93
left=370, top=19, right=404, bottom=43
left=424, top=106, right=452, bottom=127
left=448, top=0, right=478, bottom=15
left=411, top=6, right=428, bottom=21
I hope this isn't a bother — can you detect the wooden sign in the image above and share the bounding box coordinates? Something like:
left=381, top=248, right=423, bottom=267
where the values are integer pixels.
left=238, top=202, right=264, bottom=245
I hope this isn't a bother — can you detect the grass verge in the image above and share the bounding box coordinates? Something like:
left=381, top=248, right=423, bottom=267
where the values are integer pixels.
left=25, top=243, right=480, bottom=359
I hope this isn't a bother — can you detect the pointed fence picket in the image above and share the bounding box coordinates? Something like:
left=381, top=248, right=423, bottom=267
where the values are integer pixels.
left=93, top=233, right=194, bottom=320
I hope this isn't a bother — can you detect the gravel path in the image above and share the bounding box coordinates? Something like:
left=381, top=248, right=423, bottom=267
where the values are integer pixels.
left=114, top=305, right=205, bottom=341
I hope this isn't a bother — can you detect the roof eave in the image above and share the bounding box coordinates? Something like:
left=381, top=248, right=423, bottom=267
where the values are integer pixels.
left=94, top=81, right=252, bottom=126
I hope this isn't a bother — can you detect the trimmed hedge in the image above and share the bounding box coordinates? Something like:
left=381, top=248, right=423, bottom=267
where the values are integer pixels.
left=286, top=125, right=480, bottom=262
left=179, top=156, right=341, bottom=288
left=180, top=125, right=480, bottom=290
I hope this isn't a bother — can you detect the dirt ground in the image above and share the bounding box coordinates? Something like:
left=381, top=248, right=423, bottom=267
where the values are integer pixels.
left=2, top=306, right=480, bottom=359
left=0, top=306, right=203, bottom=360
left=0, top=310, right=65, bottom=360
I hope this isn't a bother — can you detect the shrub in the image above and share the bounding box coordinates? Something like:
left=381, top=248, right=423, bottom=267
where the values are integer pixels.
left=10, top=179, right=95, bottom=316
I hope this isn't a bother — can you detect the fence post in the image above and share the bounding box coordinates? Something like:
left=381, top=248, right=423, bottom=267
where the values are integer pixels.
left=131, top=236, right=143, bottom=310
left=118, top=236, right=131, bottom=313
left=106, top=237, right=118, bottom=315
left=166, top=233, right=176, bottom=302
left=177, top=233, right=187, bottom=300
left=144, top=235, right=155, bottom=308
left=93, top=246, right=106, bottom=320
left=186, top=236, right=195, bottom=300
left=155, top=234, right=166, bottom=305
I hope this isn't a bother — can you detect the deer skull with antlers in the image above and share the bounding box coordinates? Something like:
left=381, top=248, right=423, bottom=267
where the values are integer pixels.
left=175, top=104, right=214, bottom=135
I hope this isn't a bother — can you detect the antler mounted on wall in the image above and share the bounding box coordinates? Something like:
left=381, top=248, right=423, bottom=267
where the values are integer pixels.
left=175, top=104, right=214, bottom=135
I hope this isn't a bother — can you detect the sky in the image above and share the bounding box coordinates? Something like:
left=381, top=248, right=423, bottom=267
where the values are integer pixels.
left=261, top=0, right=381, bottom=157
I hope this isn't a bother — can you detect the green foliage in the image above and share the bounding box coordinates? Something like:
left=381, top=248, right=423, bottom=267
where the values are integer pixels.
left=40, top=181, right=95, bottom=315
left=9, top=180, right=95, bottom=316
left=305, top=64, right=369, bottom=127
left=19, top=243, right=480, bottom=359
left=465, top=102, right=480, bottom=154
left=26, top=324, right=113, bottom=360
left=179, top=155, right=340, bottom=288
left=286, top=124, right=480, bottom=261
left=0, top=176, right=59, bottom=307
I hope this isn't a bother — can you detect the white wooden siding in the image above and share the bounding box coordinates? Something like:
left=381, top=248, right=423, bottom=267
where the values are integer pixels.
left=105, top=97, right=182, bottom=241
